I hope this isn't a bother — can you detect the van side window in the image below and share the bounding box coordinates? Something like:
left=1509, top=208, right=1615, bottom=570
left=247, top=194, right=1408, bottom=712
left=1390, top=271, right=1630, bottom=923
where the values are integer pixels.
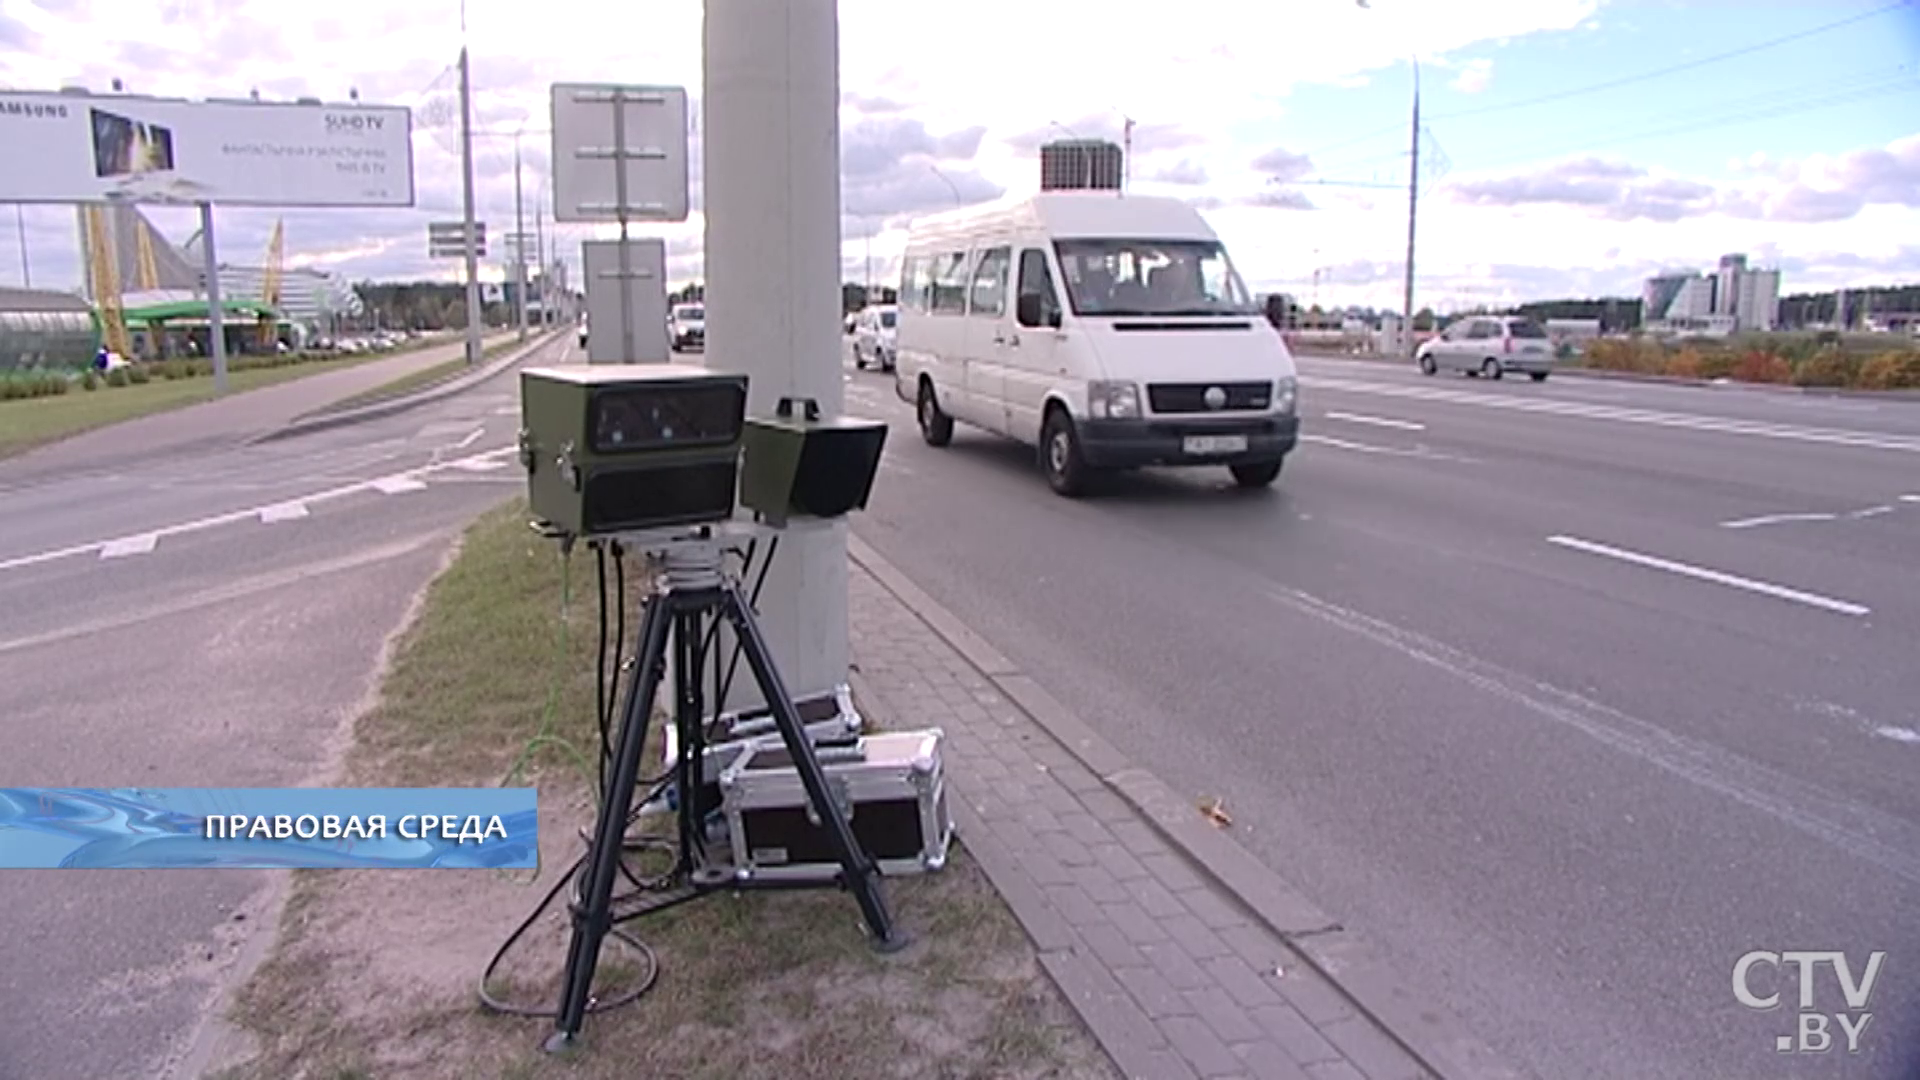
left=1016, top=249, right=1060, bottom=328
left=900, top=257, right=930, bottom=313
left=969, top=247, right=1010, bottom=318
left=930, top=251, right=971, bottom=315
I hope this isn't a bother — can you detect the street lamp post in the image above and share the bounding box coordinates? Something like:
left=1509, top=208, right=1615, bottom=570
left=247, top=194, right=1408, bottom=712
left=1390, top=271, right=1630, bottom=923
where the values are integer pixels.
left=1358, top=0, right=1421, bottom=356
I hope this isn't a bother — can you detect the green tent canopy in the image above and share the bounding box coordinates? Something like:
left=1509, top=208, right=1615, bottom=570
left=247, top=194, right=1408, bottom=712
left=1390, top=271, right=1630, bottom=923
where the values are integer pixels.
left=122, top=298, right=284, bottom=329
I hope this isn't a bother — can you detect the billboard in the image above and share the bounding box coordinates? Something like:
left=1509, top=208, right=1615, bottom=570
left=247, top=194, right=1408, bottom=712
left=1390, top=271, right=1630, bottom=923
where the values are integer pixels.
left=549, top=83, right=689, bottom=224
left=0, top=91, right=415, bottom=207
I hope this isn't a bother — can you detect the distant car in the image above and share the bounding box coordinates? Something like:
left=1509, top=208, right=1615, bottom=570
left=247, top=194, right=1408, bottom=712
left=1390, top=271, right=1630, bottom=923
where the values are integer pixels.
left=1417, top=316, right=1554, bottom=381
left=668, top=303, right=705, bottom=352
left=851, top=305, right=897, bottom=371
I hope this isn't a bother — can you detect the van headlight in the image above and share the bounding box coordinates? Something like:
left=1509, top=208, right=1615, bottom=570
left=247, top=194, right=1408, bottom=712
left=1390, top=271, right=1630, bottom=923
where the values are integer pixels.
left=1274, top=376, right=1298, bottom=415
left=1088, top=381, right=1141, bottom=419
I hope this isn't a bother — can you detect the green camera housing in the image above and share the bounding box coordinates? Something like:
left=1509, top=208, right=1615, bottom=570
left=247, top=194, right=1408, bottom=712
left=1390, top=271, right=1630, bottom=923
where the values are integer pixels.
left=517, top=364, right=749, bottom=537
left=738, top=400, right=888, bottom=527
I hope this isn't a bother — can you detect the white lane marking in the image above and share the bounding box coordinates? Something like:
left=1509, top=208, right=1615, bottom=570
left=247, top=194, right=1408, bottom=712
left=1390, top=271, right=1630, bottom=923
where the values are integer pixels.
left=371, top=476, right=429, bottom=494
left=493, top=405, right=519, bottom=416
left=1263, top=583, right=1920, bottom=883
left=1877, top=726, right=1920, bottom=744
left=1849, top=505, right=1895, bottom=519
left=1545, top=535, right=1871, bottom=617
left=454, top=427, right=485, bottom=450
left=1720, top=512, right=1838, bottom=529
left=1325, top=410, right=1426, bottom=432
left=1901, top=494, right=1920, bottom=503
left=259, top=502, right=310, bottom=524
left=452, top=458, right=507, bottom=472
left=99, top=534, right=158, bottom=559
left=878, top=458, right=915, bottom=477
left=1303, top=375, right=1920, bottom=453
left=0, top=446, right=518, bottom=575
left=1300, top=434, right=1476, bottom=463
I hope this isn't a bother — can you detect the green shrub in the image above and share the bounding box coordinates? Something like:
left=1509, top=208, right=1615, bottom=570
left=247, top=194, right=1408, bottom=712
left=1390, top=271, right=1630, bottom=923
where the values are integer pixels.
left=1, top=380, right=19, bottom=400
left=82, top=371, right=101, bottom=391
left=1858, top=351, right=1920, bottom=390
left=1791, top=346, right=1860, bottom=388
left=127, top=364, right=151, bottom=384
left=190, top=359, right=212, bottom=377
left=44, top=374, right=70, bottom=396
left=1731, top=350, right=1793, bottom=384
left=105, top=367, right=130, bottom=387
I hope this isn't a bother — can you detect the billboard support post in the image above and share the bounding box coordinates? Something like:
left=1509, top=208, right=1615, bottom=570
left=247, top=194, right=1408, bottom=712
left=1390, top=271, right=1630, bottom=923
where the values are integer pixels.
left=458, top=47, right=483, bottom=367
left=197, top=201, right=228, bottom=395
left=514, top=134, right=528, bottom=343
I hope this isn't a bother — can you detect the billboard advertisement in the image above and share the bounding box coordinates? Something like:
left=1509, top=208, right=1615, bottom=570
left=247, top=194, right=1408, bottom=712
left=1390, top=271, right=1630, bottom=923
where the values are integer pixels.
left=0, top=91, right=415, bottom=208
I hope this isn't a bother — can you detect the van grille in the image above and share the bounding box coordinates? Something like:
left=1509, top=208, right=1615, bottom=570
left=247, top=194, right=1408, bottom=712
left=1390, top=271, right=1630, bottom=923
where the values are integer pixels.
left=1147, top=381, right=1271, bottom=414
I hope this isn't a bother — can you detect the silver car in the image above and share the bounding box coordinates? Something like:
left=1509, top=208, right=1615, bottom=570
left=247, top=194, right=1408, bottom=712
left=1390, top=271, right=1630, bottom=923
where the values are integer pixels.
left=1416, top=316, right=1554, bottom=382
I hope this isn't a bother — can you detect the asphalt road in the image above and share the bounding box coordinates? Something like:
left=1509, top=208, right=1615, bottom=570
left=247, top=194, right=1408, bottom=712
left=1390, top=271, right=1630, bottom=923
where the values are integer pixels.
left=844, top=347, right=1920, bottom=1080
left=0, top=337, right=563, bottom=1080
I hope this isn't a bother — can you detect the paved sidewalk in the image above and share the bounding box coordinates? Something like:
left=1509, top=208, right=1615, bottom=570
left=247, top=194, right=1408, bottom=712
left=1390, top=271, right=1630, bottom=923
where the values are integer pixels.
left=0, top=332, right=513, bottom=485
left=846, top=550, right=1468, bottom=1080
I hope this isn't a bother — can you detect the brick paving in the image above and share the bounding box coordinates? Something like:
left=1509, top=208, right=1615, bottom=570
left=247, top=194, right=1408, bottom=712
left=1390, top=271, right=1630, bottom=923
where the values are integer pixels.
left=848, top=562, right=1434, bottom=1080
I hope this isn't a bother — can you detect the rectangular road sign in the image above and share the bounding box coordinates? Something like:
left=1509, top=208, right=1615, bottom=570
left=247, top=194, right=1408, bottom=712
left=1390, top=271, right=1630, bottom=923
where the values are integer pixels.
left=549, top=83, right=689, bottom=224
left=0, top=89, right=414, bottom=207
left=582, top=238, right=669, bottom=363
left=429, top=220, right=485, bottom=258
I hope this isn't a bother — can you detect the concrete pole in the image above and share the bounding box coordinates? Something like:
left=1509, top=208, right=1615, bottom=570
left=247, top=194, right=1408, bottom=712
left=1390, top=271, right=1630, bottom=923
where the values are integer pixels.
left=514, top=132, right=528, bottom=341
left=457, top=46, right=484, bottom=365
left=1402, top=58, right=1420, bottom=357
left=198, top=202, right=228, bottom=394
left=703, top=0, right=847, bottom=710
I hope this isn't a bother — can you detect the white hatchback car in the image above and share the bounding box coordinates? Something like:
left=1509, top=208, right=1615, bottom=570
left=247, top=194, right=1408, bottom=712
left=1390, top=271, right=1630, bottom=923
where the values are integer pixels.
left=851, top=304, right=897, bottom=371
left=1417, top=315, right=1554, bottom=382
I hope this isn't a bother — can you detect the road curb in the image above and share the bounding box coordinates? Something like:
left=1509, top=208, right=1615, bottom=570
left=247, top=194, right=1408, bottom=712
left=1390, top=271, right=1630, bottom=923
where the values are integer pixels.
left=253, top=332, right=558, bottom=444
left=846, top=532, right=1530, bottom=1080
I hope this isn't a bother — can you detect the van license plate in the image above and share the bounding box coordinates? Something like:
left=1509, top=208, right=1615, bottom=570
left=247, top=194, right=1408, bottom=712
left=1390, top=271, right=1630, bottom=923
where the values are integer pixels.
left=1183, top=435, right=1247, bottom=455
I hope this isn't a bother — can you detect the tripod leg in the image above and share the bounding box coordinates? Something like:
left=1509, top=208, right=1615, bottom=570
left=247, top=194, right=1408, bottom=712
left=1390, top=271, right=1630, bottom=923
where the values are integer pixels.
left=719, top=583, right=906, bottom=951
left=672, top=606, right=706, bottom=875
left=547, top=591, right=673, bottom=1051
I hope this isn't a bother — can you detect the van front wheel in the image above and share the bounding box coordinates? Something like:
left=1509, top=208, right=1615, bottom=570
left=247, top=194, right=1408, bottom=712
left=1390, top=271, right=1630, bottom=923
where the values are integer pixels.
left=1041, top=409, right=1091, bottom=497
left=917, top=380, right=954, bottom=447
left=1230, top=461, right=1283, bottom=488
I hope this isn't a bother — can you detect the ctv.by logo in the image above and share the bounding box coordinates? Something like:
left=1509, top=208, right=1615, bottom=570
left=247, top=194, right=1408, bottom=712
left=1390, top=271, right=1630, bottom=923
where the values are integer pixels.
left=1735, top=950, right=1885, bottom=1054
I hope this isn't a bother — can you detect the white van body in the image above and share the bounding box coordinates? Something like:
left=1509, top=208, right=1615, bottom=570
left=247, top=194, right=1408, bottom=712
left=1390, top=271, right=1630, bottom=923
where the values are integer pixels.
left=893, top=192, right=1299, bottom=495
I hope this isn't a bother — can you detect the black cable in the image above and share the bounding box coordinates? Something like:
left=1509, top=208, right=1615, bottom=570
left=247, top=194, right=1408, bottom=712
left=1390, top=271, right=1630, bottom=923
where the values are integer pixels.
left=715, top=534, right=779, bottom=719
left=594, top=543, right=610, bottom=796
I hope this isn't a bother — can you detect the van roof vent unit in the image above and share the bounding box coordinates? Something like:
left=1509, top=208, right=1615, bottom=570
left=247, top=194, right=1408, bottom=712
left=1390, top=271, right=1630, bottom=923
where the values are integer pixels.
left=1040, top=140, right=1124, bottom=192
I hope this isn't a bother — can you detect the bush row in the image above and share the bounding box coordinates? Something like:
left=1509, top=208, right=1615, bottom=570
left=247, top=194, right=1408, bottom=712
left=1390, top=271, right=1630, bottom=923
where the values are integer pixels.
left=1580, top=339, right=1920, bottom=390
left=0, top=348, right=362, bottom=402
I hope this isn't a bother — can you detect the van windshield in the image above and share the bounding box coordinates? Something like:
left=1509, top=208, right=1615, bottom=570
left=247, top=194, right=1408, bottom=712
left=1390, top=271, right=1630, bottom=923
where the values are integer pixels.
left=879, top=310, right=896, bottom=328
left=1052, top=239, right=1256, bottom=317
left=676, top=306, right=703, bottom=321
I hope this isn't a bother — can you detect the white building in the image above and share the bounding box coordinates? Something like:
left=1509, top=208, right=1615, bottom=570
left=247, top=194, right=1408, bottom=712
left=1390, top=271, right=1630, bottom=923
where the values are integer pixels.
left=1644, top=254, right=1779, bottom=334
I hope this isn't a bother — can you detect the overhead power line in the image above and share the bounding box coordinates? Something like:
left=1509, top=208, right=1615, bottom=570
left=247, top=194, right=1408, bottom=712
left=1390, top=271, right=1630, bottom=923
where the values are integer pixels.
left=1430, top=0, right=1913, bottom=121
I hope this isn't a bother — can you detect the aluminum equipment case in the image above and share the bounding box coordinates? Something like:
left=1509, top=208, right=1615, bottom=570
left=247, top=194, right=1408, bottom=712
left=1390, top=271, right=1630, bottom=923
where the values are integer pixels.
left=716, top=729, right=952, bottom=882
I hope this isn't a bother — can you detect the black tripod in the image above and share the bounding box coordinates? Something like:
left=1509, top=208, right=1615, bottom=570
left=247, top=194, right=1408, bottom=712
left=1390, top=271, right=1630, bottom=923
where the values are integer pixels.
left=545, top=536, right=904, bottom=1051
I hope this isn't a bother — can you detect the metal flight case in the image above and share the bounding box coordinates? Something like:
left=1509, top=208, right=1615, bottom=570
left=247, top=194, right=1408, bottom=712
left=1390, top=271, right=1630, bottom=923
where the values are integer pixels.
left=717, top=729, right=954, bottom=883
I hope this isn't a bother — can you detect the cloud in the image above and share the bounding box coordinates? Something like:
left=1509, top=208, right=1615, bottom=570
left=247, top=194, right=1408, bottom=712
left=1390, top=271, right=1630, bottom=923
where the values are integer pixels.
left=841, top=116, right=1003, bottom=223
left=1730, top=135, right=1920, bottom=223
left=1448, top=157, right=1715, bottom=222
left=843, top=91, right=909, bottom=115
left=1150, top=159, right=1210, bottom=186
left=1450, top=58, right=1492, bottom=94
left=0, top=11, right=42, bottom=51
left=1244, top=189, right=1317, bottom=211
left=1251, top=147, right=1315, bottom=183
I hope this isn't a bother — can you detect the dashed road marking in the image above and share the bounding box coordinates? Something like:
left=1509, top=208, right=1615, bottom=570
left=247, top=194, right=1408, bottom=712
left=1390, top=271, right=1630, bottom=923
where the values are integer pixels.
left=1546, top=535, right=1871, bottom=617
left=1326, top=410, right=1426, bottom=432
left=0, top=447, right=517, bottom=574
left=100, top=534, right=158, bottom=559
left=260, top=502, right=310, bottom=524
left=371, top=476, right=429, bottom=494
left=452, top=458, right=507, bottom=472
left=1720, top=513, right=1838, bottom=529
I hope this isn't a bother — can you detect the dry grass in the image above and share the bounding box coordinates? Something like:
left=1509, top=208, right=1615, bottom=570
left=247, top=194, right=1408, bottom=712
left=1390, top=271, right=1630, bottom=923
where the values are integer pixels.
left=209, top=500, right=1117, bottom=1080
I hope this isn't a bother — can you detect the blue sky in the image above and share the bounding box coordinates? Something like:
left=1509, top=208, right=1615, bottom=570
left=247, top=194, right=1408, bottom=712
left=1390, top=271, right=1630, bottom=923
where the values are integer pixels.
left=1, top=0, right=1917, bottom=310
